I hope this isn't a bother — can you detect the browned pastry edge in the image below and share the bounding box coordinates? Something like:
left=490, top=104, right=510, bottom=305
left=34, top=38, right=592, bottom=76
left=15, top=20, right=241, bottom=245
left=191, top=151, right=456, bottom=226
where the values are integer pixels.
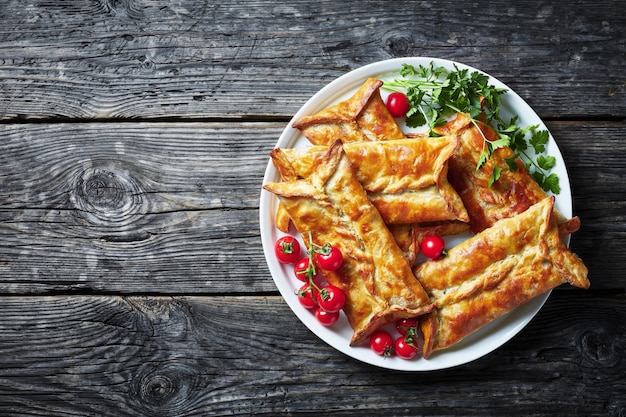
left=291, top=78, right=406, bottom=145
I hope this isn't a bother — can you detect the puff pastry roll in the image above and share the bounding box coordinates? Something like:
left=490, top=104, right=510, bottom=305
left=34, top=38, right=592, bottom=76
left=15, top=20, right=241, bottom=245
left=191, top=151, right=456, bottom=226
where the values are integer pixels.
left=292, top=78, right=406, bottom=145
left=263, top=141, right=434, bottom=345
left=439, top=113, right=580, bottom=235
left=271, top=137, right=469, bottom=225
left=413, top=196, right=589, bottom=358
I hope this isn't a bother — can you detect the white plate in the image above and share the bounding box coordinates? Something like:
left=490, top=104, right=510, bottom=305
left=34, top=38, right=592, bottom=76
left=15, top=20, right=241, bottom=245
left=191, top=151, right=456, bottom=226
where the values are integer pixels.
left=259, top=57, right=572, bottom=371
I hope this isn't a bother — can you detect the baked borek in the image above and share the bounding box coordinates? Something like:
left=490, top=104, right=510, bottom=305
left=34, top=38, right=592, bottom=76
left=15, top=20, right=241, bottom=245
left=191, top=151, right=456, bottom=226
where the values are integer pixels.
left=414, top=196, right=589, bottom=358
left=439, top=113, right=580, bottom=235
left=271, top=137, right=469, bottom=226
left=292, top=78, right=406, bottom=145
left=263, top=141, right=434, bottom=345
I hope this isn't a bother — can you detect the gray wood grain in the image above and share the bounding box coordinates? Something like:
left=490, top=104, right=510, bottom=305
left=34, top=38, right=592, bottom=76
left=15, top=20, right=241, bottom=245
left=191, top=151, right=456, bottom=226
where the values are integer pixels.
left=0, top=121, right=623, bottom=293
left=0, top=0, right=623, bottom=120
left=0, top=1, right=624, bottom=415
left=0, top=293, right=622, bottom=416
left=0, top=122, right=280, bottom=294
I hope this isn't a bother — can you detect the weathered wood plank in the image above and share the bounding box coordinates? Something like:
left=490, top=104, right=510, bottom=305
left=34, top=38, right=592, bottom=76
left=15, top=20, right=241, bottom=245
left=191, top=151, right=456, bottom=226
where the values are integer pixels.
left=547, top=120, right=626, bottom=291
left=0, top=121, right=624, bottom=293
left=0, top=2, right=621, bottom=416
left=0, top=0, right=624, bottom=120
left=0, top=292, right=622, bottom=416
left=0, top=122, right=281, bottom=294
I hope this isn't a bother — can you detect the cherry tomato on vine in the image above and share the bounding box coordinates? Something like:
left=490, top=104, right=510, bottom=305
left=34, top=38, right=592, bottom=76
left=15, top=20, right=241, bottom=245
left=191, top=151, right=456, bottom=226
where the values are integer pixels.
left=315, top=245, right=343, bottom=271
left=421, top=235, right=446, bottom=259
left=396, top=317, right=418, bottom=337
left=296, top=284, right=317, bottom=309
left=315, top=308, right=340, bottom=326
left=315, top=284, right=346, bottom=313
left=385, top=92, right=411, bottom=118
left=394, top=336, right=419, bottom=360
left=370, top=330, right=394, bottom=357
left=274, top=236, right=301, bottom=264
left=294, top=257, right=314, bottom=282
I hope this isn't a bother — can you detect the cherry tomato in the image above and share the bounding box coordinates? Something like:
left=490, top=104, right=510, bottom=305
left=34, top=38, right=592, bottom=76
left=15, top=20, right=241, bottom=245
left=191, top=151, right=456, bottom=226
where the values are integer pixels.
left=396, top=317, right=418, bottom=337
left=294, top=257, right=314, bottom=282
left=421, top=235, right=446, bottom=259
left=274, top=236, right=301, bottom=264
left=315, top=308, right=340, bottom=326
left=315, top=245, right=343, bottom=271
left=296, top=284, right=317, bottom=309
left=394, top=336, right=419, bottom=360
left=316, top=284, right=346, bottom=313
left=385, top=92, right=410, bottom=118
left=370, top=330, right=394, bottom=357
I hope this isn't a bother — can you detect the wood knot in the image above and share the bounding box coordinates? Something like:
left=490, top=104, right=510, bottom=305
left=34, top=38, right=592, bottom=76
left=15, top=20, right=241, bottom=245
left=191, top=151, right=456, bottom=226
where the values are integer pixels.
left=579, top=329, right=621, bottom=368
left=131, top=362, right=204, bottom=415
left=96, top=0, right=145, bottom=20
left=610, top=406, right=626, bottom=417
left=138, top=56, right=156, bottom=71
left=144, top=374, right=175, bottom=401
left=72, top=160, right=146, bottom=228
left=383, top=32, right=415, bottom=57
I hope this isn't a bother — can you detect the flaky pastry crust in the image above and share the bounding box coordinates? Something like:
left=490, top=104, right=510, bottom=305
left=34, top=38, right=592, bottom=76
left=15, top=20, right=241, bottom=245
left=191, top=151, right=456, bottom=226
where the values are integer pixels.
left=264, top=141, right=434, bottom=345
left=292, top=78, right=406, bottom=145
left=271, top=137, right=469, bottom=226
left=414, top=196, right=589, bottom=358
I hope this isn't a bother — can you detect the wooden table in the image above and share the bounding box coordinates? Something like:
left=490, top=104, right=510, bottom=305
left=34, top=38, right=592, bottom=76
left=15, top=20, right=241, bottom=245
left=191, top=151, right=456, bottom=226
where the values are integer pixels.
left=0, top=1, right=624, bottom=415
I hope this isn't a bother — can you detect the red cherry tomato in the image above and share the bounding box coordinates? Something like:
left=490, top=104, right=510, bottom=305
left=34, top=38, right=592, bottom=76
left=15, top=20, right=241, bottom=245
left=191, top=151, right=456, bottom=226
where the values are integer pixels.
left=396, top=317, right=418, bottom=337
left=394, top=336, right=419, bottom=360
left=370, top=330, right=394, bottom=357
left=315, top=284, right=346, bottom=313
left=296, top=284, right=317, bottom=309
left=315, top=308, right=340, bottom=326
left=421, top=235, right=446, bottom=259
left=315, top=245, right=343, bottom=271
left=274, top=236, right=301, bottom=264
left=294, top=257, right=314, bottom=282
left=385, top=92, right=410, bottom=118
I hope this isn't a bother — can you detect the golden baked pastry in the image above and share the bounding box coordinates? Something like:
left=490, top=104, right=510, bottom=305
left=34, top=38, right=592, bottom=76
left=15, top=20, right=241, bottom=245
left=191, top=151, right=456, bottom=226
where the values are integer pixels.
left=271, top=149, right=300, bottom=233
left=413, top=196, right=589, bottom=358
left=387, top=223, right=419, bottom=264
left=292, top=78, right=406, bottom=145
left=263, top=140, right=434, bottom=345
left=439, top=113, right=580, bottom=235
left=271, top=136, right=469, bottom=225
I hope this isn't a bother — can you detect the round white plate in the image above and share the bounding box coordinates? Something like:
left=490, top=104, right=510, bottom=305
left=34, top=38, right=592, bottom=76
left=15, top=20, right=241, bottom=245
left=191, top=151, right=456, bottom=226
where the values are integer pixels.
left=259, top=57, right=572, bottom=371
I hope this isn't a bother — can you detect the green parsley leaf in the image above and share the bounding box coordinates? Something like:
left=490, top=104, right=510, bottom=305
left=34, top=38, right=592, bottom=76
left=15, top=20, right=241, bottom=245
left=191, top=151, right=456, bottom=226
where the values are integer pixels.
left=491, top=136, right=511, bottom=150
left=505, top=155, right=519, bottom=172
left=383, top=62, right=561, bottom=193
left=536, top=155, right=557, bottom=170
left=529, top=129, right=549, bottom=153
left=531, top=170, right=545, bottom=186
left=508, top=124, right=529, bottom=153
left=542, top=173, right=561, bottom=194
left=476, top=150, right=489, bottom=171
left=488, top=166, right=502, bottom=188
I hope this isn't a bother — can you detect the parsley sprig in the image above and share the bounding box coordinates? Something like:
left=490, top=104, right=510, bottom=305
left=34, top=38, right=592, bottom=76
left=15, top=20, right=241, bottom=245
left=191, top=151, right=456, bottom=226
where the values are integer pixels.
left=383, top=62, right=560, bottom=194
